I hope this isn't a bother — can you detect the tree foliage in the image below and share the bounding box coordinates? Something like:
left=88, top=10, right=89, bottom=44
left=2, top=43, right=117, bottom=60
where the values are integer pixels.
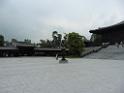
left=11, top=38, right=17, bottom=43
left=40, top=39, right=52, bottom=48
left=24, top=39, right=31, bottom=44
left=64, top=32, right=85, bottom=56
left=52, top=31, right=62, bottom=48
left=0, top=35, right=4, bottom=46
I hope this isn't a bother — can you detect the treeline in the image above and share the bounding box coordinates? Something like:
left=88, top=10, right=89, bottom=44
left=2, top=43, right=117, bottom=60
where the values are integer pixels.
left=0, top=32, right=103, bottom=56
left=0, top=35, right=4, bottom=46
left=36, top=31, right=85, bottom=56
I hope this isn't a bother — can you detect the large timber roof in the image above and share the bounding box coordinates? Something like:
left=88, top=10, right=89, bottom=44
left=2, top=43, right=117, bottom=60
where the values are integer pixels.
left=89, top=21, right=124, bottom=34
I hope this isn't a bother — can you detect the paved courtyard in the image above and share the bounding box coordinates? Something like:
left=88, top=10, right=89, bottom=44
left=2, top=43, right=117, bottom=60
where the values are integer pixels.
left=0, top=57, right=124, bottom=93
left=85, top=45, right=124, bottom=60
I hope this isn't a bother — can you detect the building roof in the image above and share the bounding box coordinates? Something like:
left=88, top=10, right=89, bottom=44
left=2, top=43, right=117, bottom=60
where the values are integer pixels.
left=0, top=47, right=18, bottom=50
left=90, top=21, right=124, bottom=34
left=35, top=48, right=69, bottom=52
left=14, top=42, right=34, bottom=48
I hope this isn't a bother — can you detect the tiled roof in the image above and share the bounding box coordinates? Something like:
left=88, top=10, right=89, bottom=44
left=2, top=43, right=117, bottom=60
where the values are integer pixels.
left=0, top=47, right=17, bottom=50
left=90, top=21, right=124, bottom=33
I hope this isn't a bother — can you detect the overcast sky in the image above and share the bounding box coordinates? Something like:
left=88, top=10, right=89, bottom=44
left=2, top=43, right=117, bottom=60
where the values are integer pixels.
left=0, top=0, right=124, bottom=42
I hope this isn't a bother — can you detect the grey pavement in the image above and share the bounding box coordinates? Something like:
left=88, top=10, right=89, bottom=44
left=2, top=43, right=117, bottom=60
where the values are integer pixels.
left=84, top=45, right=124, bottom=60
left=0, top=57, right=124, bottom=93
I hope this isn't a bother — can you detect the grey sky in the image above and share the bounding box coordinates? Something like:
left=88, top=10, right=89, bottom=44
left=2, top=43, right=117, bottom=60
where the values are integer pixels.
left=0, top=0, right=124, bottom=42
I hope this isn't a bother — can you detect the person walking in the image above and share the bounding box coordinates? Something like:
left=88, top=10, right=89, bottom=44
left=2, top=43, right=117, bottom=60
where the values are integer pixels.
left=116, top=42, right=119, bottom=48
left=122, top=41, right=124, bottom=48
left=56, top=54, right=59, bottom=60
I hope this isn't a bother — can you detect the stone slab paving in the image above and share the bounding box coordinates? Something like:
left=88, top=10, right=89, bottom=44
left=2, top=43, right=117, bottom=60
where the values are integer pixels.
left=85, top=45, right=124, bottom=60
left=82, top=47, right=101, bottom=57
left=0, top=57, right=124, bottom=93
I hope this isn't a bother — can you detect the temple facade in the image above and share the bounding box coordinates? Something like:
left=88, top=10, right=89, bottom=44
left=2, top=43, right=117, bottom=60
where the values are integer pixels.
left=89, top=21, right=124, bottom=44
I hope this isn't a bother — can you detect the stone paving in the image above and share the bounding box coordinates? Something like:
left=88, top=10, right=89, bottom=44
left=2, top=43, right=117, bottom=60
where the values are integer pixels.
left=85, top=45, right=124, bottom=60
left=0, top=57, right=124, bottom=93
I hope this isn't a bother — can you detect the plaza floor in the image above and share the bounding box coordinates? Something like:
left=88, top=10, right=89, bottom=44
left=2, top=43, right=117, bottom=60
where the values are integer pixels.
left=85, top=45, right=124, bottom=60
left=0, top=57, right=124, bottom=93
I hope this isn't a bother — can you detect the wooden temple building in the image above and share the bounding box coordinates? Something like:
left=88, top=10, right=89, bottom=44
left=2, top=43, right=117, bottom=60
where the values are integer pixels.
left=89, top=21, right=124, bottom=44
left=0, top=42, right=68, bottom=57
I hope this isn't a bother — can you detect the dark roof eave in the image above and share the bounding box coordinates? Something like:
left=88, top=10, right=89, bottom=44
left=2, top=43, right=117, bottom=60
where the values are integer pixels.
left=90, top=22, right=124, bottom=34
left=0, top=47, right=18, bottom=50
left=34, top=48, right=69, bottom=52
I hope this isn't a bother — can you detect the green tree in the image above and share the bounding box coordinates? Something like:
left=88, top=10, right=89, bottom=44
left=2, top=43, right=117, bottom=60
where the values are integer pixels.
left=11, top=38, right=17, bottom=42
left=0, top=35, right=4, bottom=46
left=52, top=31, right=62, bottom=48
left=40, top=39, right=52, bottom=48
left=65, top=32, right=85, bottom=56
left=24, top=39, right=31, bottom=44
left=57, top=34, right=62, bottom=48
left=52, top=31, right=58, bottom=48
